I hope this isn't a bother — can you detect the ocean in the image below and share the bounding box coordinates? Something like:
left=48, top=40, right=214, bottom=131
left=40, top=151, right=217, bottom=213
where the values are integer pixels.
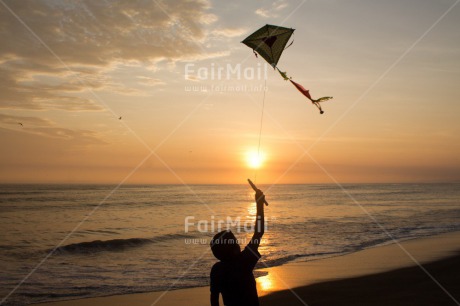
left=1, top=183, right=459, bottom=305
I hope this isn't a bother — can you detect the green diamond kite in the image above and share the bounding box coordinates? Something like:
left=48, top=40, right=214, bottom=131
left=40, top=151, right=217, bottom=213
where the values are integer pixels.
left=241, top=24, right=295, bottom=68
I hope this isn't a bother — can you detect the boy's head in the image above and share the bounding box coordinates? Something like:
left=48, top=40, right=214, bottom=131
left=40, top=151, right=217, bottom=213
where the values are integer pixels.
left=210, top=230, right=241, bottom=261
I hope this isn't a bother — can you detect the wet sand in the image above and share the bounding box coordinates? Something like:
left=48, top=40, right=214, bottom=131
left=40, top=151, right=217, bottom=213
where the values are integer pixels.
left=35, top=231, right=460, bottom=306
left=260, top=251, right=460, bottom=305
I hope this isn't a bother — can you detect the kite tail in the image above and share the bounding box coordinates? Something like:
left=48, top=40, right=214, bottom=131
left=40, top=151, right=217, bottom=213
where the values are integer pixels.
left=312, top=96, right=333, bottom=103
left=276, top=67, right=291, bottom=81
left=313, top=102, right=324, bottom=114
left=289, top=79, right=312, bottom=101
left=289, top=80, right=333, bottom=114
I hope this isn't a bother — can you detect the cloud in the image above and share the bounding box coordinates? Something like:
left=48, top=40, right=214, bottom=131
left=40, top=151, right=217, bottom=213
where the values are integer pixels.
left=255, top=8, right=271, bottom=18
left=185, top=75, right=200, bottom=82
left=29, top=127, right=105, bottom=144
left=0, top=0, right=220, bottom=111
left=211, top=27, right=248, bottom=38
left=0, top=113, right=105, bottom=144
left=255, top=0, right=289, bottom=18
left=0, top=0, right=215, bottom=65
left=0, top=65, right=103, bottom=111
left=273, top=2, right=288, bottom=11
left=136, top=76, right=166, bottom=86
left=0, top=113, right=52, bottom=126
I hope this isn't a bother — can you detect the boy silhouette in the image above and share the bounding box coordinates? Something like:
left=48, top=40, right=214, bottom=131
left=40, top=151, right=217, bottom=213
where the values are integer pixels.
left=209, top=189, right=266, bottom=306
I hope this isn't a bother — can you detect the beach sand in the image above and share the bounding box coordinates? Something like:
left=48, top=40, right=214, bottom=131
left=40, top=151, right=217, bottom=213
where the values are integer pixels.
left=35, top=231, right=460, bottom=306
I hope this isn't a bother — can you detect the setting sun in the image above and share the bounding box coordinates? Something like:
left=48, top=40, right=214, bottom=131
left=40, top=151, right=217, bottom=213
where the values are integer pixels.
left=246, top=150, right=266, bottom=169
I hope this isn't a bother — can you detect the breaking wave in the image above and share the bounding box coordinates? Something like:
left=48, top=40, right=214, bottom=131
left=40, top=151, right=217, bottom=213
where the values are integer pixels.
left=52, top=233, right=193, bottom=254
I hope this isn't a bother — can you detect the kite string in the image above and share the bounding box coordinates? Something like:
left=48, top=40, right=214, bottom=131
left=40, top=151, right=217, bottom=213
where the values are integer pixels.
left=254, top=78, right=267, bottom=183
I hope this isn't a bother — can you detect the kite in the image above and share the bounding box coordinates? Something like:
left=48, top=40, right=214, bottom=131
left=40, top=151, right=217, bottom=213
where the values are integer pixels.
left=241, top=24, right=294, bottom=68
left=242, top=24, right=333, bottom=114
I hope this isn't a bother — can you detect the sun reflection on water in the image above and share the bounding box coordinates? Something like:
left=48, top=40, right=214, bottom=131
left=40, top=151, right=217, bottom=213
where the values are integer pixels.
left=247, top=201, right=257, bottom=216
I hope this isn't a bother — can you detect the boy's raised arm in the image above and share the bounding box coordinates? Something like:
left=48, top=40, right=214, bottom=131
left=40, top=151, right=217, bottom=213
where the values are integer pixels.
left=252, top=189, right=265, bottom=242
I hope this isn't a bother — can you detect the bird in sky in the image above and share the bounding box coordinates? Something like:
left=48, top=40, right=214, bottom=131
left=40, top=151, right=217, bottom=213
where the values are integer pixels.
left=118, top=116, right=122, bottom=120
left=18, top=122, right=23, bottom=126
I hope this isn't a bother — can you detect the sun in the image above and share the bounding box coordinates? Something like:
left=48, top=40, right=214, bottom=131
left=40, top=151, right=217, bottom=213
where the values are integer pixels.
left=246, top=150, right=266, bottom=169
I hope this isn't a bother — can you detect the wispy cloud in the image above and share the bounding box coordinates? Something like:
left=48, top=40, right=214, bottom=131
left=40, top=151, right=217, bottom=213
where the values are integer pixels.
left=136, top=76, right=167, bottom=86
left=0, top=0, right=221, bottom=111
left=0, top=113, right=51, bottom=126
left=29, top=127, right=105, bottom=144
left=0, top=113, right=105, bottom=144
left=211, top=27, right=248, bottom=38
left=255, top=0, right=289, bottom=18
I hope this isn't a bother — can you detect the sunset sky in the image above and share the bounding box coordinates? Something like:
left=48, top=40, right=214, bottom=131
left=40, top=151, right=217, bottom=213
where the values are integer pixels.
left=1, top=0, right=459, bottom=184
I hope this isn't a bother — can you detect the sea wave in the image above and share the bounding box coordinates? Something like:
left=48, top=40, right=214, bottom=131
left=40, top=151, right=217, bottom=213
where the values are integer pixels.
left=260, top=251, right=344, bottom=267
left=52, top=233, right=193, bottom=255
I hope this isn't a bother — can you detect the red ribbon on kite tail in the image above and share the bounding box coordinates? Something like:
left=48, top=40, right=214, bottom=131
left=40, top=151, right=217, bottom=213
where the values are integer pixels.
left=290, top=80, right=313, bottom=101
left=289, top=79, right=326, bottom=114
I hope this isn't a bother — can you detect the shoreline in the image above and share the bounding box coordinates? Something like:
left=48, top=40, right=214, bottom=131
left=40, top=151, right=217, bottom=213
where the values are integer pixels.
left=34, top=231, right=460, bottom=306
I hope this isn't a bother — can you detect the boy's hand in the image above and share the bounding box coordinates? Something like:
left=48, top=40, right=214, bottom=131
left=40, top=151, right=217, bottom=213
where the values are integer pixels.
left=248, top=179, right=268, bottom=206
